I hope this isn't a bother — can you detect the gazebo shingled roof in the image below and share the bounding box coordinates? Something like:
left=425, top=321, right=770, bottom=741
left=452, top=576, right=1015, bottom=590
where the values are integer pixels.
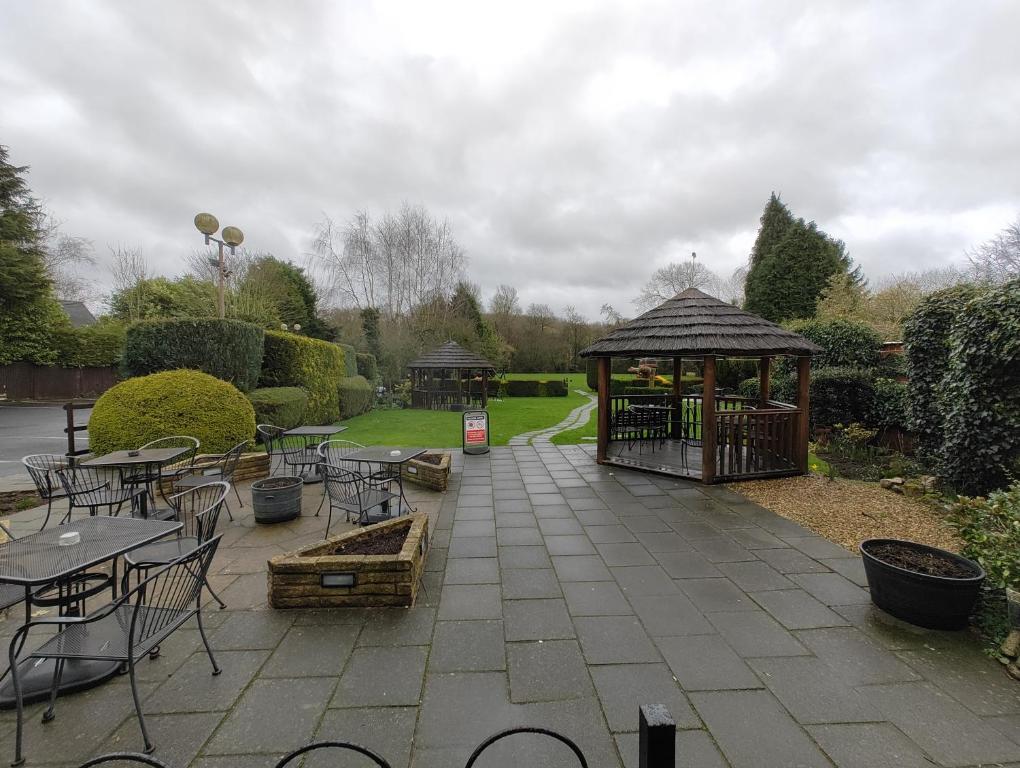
left=580, top=288, right=823, bottom=358
left=408, top=341, right=495, bottom=371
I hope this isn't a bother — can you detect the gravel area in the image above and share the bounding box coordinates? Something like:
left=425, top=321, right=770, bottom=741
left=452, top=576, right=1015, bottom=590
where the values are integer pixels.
left=730, top=474, right=962, bottom=553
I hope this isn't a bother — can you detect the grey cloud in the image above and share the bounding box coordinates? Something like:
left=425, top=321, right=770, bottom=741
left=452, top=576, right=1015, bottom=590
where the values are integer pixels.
left=2, top=0, right=1018, bottom=318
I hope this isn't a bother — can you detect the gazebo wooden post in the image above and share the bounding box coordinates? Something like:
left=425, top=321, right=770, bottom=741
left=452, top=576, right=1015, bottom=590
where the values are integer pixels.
left=759, top=356, right=772, bottom=407
left=671, top=357, right=682, bottom=439
left=481, top=369, right=489, bottom=408
left=596, top=357, right=611, bottom=463
left=796, top=356, right=810, bottom=473
left=701, top=356, right=717, bottom=483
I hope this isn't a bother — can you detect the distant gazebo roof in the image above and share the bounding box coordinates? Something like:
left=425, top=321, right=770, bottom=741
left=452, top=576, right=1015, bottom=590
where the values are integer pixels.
left=408, top=341, right=495, bottom=371
left=580, top=288, right=823, bottom=358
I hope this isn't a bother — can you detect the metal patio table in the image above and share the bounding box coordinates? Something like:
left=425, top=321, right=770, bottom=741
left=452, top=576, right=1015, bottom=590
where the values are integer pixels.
left=345, top=446, right=426, bottom=516
left=283, top=425, right=348, bottom=484
left=0, top=516, right=182, bottom=708
left=81, top=447, right=191, bottom=518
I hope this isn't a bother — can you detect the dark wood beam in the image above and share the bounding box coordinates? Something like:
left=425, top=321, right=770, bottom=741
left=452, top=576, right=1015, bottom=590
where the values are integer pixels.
left=596, top=357, right=610, bottom=463
left=701, top=356, right=717, bottom=483
left=759, top=356, right=772, bottom=407
left=796, top=356, right=811, bottom=473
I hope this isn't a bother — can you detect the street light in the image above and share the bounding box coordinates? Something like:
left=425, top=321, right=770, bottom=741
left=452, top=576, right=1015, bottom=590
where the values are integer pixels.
left=194, top=213, right=245, bottom=319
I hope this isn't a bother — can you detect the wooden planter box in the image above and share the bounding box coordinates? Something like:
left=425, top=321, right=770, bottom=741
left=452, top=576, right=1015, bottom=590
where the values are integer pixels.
left=268, top=514, right=430, bottom=609
left=192, top=451, right=270, bottom=483
left=400, top=452, right=451, bottom=492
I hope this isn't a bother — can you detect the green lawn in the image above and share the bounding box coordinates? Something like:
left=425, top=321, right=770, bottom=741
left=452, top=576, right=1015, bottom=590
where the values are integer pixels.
left=337, top=373, right=591, bottom=447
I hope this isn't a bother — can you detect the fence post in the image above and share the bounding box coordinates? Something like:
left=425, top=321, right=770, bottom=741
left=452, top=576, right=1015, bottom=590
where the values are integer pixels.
left=639, top=704, right=675, bottom=768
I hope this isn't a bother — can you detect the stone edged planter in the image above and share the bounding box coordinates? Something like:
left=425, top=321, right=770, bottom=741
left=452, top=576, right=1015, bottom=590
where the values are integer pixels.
left=251, top=475, right=303, bottom=524
left=860, top=538, right=985, bottom=630
left=193, top=451, right=270, bottom=482
left=401, top=452, right=451, bottom=492
left=268, top=514, right=430, bottom=609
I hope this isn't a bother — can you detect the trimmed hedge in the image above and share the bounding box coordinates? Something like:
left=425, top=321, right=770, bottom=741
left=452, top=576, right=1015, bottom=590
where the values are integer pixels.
left=338, top=343, right=359, bottom=378
left=260, top=331, right=346, bottom=423
left=868, top=378, right=909, bottom=431
left=543, top=379, right=568, bottom=397
left=356, top=352, right=378, bottom=382
left=809, top=367, right=876, bottom=428
left=53, top=323, right=126, bottom=368
left=89, top=370, right=255, bottom=456
left=339, top=375, right=374, bottom=419
left=506, top=379, right=541, bottom=397
left=247, top=386, right=308, bottom=429
left=123, top=319, right=264, bottom=392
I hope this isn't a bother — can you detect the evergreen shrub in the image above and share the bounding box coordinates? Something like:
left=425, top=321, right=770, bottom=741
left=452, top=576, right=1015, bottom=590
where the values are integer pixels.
left=356, top=352, right=378, bottom=382
left=260, top=330, right=346, bottom=423
left=89, top=370, right=255, bottom=455
left=123, top=318, right=264, bottom=391
left=247, top=386, right=308, bottom=429
left=339, top=375, right=374, bottom=419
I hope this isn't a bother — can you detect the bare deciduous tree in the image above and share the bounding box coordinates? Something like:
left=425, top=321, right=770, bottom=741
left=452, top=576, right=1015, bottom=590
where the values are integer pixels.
left=314, top=203, right=466, bottom=316
left=967, top=216, right=1020, bottom=283
left=39, top=215, right=97, bottom=302
left=489, top=284, right=520, bottom=317
left=634, top=259, right=717, bottom=310
left=107, top=245, right=149, bottom=320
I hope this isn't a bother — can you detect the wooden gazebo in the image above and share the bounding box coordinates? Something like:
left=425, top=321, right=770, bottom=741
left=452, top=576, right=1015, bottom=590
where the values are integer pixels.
left=580, top=288, right=822, bottom=483
left=407, top=341, right=496, bottom=410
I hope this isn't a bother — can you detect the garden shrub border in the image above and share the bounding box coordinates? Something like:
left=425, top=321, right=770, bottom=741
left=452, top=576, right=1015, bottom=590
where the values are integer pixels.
left=260, top=330, right=346, bottom=423
left=339, top=375, right=374, bottom=419
left=247, top=386, right=309, bottom=429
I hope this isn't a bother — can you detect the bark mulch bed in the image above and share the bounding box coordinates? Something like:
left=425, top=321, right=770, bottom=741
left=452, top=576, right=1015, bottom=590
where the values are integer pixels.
left=729, top=474, right=961, bottom=553
left=0, top=491, right=39, bottom=517
left=329, top=526, right=408, bottom=556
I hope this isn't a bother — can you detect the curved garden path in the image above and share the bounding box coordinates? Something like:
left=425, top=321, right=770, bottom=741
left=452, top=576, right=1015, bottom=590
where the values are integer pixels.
left=508, top=390, right=597, bottom=446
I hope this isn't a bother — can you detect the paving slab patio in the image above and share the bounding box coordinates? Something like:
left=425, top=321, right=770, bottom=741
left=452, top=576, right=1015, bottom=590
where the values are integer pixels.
left=2, top=444, right=1019, bottom=767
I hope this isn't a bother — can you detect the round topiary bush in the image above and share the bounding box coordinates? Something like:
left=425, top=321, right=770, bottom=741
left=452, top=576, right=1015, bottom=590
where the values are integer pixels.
left=89, top=370, right=256, bottom=456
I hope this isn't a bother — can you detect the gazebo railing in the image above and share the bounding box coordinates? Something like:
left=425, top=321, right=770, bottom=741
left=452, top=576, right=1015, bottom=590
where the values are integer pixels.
left=606, top=393, right=801, bottom=481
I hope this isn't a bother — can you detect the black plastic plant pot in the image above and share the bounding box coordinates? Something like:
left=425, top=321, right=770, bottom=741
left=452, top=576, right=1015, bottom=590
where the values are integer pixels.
left=860, top=538, right=985, bottom=630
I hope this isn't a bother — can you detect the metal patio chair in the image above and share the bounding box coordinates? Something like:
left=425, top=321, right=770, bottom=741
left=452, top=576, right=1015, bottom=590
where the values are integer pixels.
left=257, top=424, right=319, bottom=479
left=320, top=464, right=398, bottom=535
left=174, top=441, right=247, bottom=519
left=7, top=536, right=223, bottom=765
left=123, top=482, right=230, bottom=609
left=56, top=465, right=145, bottom=519
left=78, top=754, right=170, bottom=767
left=121, top=436, right=200, bottom=509
left=21, top=454, right=71, bottom=530
left=465, top=727, right=588, bottom=768
left=315, top=440, right=392, bottom=515
left=274, top=741, right=391, bottom=768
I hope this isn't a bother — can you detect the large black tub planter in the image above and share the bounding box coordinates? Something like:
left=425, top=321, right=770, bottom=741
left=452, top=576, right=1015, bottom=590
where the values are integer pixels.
left=860, top=538, right=985, bottom=630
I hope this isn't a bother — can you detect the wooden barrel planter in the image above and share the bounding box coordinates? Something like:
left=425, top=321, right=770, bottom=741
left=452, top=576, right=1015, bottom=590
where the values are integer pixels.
left=401, top=452, right=451, bottom=492
left=860, top=538, right=985, bottom=630
left=251, top=476, right=303, bottom=523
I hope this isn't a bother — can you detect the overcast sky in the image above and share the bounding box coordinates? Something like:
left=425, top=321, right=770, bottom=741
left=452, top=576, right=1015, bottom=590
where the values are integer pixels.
left=3, top=1, right=1018, bottom=318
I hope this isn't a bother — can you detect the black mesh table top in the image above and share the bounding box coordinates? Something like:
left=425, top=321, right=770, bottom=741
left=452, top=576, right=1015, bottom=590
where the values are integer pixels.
left=0, top=517, right=181, bottom=586
left=346, top=447, right=427, bottom=464
left=81, top=447, right=190, bottom=467
left=283, top=425, right=348, bottom=437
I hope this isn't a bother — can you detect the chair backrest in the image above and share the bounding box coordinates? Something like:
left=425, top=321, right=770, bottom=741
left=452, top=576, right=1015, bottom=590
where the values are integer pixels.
left=22, top=454, right=69, bottom=500
left=167, top=481, right=229, bottom=541
left=127, top=535, right=222, bottom=654
left=219, top=441, right=248, bottom=480
left=321, top=464, right=364, bottom=508
left=464, top=728, right=588, bottom=768
left=56, top=465, right=112, bottom=504
left=257, top=424, right=284, bottom=455
left=317, top=439, right=365, bottom=472
left=273, top=741, right=392, bottom=768
left=78, top=753, right=170, bottom=767
left=139, top=435, right=200, bottom=468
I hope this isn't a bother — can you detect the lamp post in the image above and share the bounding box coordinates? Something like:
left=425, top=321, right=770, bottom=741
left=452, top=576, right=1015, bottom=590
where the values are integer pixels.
left=194, top=213, right=245, bottom=319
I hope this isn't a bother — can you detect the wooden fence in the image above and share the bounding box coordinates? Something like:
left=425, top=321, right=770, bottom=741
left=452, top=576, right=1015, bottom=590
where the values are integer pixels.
left=0, top=363, right=119, bottom=401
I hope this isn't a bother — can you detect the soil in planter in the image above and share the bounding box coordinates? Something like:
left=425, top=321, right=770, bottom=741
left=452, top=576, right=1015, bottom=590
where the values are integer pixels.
left=415, top=454, right=444, bottom=466
left=330, top=527, right=408, bottom=556
left=869, top=542, right=977, bottom=578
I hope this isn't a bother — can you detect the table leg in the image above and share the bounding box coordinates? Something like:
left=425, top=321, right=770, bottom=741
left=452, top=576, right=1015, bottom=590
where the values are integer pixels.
left=396, top=466, right=416, bottom=515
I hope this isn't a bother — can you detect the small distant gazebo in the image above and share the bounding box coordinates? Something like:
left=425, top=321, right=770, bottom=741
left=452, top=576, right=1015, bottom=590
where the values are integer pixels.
left=407, top=341, right=496, bottom=410
left=580, top=288, right=822, bottom=484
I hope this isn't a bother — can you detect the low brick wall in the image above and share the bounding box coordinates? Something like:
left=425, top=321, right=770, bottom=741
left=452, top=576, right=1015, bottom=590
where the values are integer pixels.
left=267, top=514, right=429, bottom=609
left=401, top=452, right=451, bottom=492
left=192, top=452, right=270, bottom=482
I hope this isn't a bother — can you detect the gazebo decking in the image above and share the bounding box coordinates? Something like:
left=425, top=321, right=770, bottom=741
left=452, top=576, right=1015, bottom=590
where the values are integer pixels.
left=581, top=288, right=821, bottom=484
